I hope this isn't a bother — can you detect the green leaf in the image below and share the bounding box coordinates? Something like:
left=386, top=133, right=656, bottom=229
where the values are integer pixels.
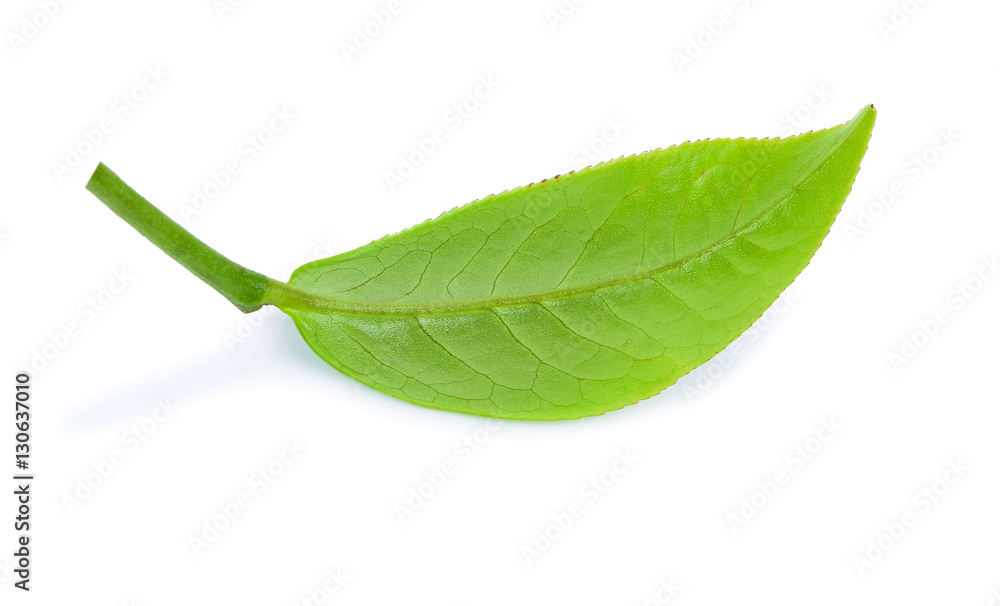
left=86, top=105, right=875, bottom=420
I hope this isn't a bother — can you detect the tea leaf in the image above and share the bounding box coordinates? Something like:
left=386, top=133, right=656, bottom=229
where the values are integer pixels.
left=86, top=105, right=875, bottom=419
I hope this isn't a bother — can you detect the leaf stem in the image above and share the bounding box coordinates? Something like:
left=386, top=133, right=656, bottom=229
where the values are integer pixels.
left=86, top=162, right=280, bottom=313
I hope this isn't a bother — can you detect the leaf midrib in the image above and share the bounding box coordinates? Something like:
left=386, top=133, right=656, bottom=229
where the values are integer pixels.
left=272, top=130, right=852, bottom=317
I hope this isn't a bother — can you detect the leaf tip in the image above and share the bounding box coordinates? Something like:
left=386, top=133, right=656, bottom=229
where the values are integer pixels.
left=852, top=104, right=877, bottom=129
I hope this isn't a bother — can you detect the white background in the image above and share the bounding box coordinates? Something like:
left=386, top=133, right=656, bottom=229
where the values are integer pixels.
left=2, top=0, right=999, bottom=604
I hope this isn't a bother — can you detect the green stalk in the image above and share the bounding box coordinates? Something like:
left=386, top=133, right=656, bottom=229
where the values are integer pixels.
left=86, top=162, right=281, bottom=313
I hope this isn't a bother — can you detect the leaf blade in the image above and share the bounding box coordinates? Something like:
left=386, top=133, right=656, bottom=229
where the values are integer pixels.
left=283, top=106, right=876, bottom=419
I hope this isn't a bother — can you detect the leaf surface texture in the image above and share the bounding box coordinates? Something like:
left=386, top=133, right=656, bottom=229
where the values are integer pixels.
left=280, top=107, right=875, bottom=419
